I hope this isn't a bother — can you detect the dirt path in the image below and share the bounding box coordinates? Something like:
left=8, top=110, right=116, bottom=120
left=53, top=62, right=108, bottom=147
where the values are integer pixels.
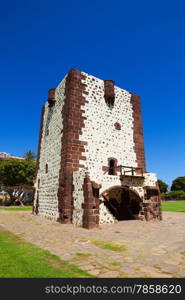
left=0, top=210, right=185, bottom=277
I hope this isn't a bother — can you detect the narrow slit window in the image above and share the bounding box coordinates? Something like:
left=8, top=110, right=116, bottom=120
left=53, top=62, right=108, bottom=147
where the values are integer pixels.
left=108, top=159, right=115, bottom=175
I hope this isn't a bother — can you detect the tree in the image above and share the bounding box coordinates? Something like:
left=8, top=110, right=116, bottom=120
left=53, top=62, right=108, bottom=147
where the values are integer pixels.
left=158, top=179, right=168, bottom=193
left=0, top=158, right=36, bottom=205
left=23, top=150, right=37, bottom=161
left=171, top=176, right=185, bottom=191
left=0, top=159, right=36, bottom=186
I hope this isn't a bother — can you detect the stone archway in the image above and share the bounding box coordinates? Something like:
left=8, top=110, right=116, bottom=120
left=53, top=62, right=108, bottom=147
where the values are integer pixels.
left=101, top=186, right=142, bottom=221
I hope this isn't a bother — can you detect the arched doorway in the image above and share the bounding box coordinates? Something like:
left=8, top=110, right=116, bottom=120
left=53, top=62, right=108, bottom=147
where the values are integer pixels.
left=102, top=187, right=141, bottom=221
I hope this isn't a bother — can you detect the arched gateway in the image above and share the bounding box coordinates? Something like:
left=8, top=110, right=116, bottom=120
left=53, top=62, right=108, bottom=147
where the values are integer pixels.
left=101, top=186, right=142, bottom=221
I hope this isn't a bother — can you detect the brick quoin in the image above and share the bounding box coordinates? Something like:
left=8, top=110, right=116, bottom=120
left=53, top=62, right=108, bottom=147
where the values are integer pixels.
left=130, top=94, right=146, bottom=172
left=82, top=174, right=99, bottom=229
left=57, top=69, right=88, bottom=223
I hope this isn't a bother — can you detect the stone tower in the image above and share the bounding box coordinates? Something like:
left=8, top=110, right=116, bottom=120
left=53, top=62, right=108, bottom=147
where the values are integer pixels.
left=33, top=69, right=162, bottom=229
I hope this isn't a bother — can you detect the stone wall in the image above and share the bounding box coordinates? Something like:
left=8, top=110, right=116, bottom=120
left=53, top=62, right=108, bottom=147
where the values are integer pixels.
left=71, top=71, right=148, bottom=225
left=79, top=72, right=140, bottom=182
left=34, top=77, right=66, bottom=220
left=73, top=169, right=116, bottom=225
left=71, top=70, right=160, bottom=225
left=57, top=69, right=87, bottom=223
left=73, top=169, right=86, bottom=226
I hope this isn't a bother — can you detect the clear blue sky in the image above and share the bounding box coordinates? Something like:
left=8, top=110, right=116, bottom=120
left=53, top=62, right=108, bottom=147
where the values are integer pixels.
left=0, top=0, right=185, bottom=188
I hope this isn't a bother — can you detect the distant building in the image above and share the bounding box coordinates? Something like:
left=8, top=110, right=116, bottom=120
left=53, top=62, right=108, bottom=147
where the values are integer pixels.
left=0, top=152, right=10, bottom=158
left=0, top=152, right=24, bottom=160
left=33, top=69, right=162, bottom=229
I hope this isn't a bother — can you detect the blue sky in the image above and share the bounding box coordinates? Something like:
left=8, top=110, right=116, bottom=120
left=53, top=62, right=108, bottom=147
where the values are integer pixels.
left=0, top=0, right=185, bottom=188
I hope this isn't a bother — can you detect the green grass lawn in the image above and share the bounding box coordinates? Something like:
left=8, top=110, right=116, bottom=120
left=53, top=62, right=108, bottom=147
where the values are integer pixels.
left=161, top=200, right=185, bottom=212
left=0, top=228, right=94, bottom=278
left=0, top=206, right=32, bottom=211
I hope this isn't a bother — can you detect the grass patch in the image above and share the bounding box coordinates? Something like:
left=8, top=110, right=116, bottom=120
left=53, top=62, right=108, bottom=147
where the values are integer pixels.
left=105, top=261, right=122, bottom=271
left=109, top=262, right=121, bottom=266
left=0, top=228, right=94, bottom=278
left=96, top=261, right=118, bottom=272
left=0, top=206, right=32, bottom=211
left=161, top=201, right=185, bottom=212
left=91, top=240, right=126, bottom=252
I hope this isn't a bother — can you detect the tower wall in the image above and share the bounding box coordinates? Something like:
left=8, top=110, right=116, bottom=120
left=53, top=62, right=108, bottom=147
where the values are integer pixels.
left=72, top=72, right=147, bottom=225
left=77, top=72, right=145, bottom=182
left=34, top=69, right=161, bottom=227
left=34, top=77, right=66, bottom=219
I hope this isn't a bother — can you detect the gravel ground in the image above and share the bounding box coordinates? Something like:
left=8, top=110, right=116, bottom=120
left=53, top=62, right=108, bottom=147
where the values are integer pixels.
left=0, top=210, right=185, bottom=278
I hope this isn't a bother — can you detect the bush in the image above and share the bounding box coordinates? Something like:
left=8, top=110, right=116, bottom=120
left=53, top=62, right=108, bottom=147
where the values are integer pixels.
left=162, top=190, right=185, bottom=200
left=171, top=177, right=185, bottom=191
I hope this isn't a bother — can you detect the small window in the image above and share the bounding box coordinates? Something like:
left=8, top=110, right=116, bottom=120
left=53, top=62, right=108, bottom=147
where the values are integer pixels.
left=45, top=164, right=48, bottom=173
left=108, top=159, right=116, bottom=175
left=114, top=122, right=121, bottom=130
